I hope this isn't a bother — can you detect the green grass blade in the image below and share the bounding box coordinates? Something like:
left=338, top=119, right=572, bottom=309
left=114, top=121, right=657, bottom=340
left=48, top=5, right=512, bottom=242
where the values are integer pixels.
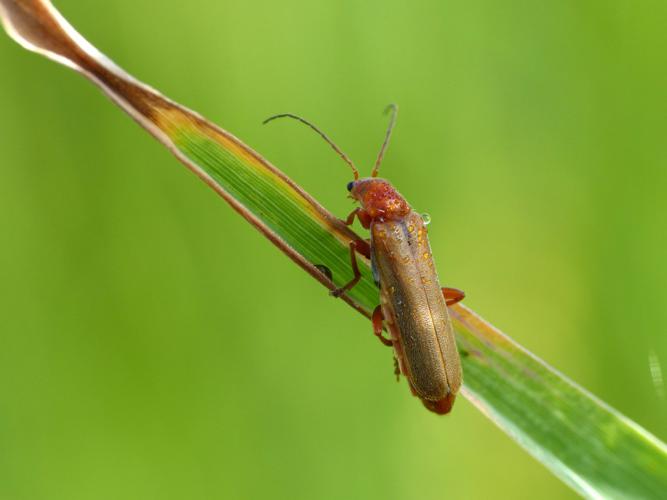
left=2, top=1, right=666, bottom=497
left=452, top=306, right=667, bottom=498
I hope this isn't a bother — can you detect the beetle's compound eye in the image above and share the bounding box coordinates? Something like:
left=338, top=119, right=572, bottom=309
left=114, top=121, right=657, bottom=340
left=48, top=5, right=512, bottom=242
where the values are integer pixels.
left=346, top=181, right=355, bottom=192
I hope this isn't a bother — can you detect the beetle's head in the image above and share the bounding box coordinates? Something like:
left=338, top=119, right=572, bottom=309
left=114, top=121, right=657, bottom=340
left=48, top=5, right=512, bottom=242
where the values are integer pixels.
left=262, top=105, right=402, bottom=220
left=347, top=177, right=410, bottom=221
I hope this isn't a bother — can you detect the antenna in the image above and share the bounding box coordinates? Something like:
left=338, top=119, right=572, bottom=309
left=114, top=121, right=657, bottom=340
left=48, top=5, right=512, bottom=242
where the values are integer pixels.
left=263, top=113, right=359, bottom=180
left=371, top=104, right=398, bottom=177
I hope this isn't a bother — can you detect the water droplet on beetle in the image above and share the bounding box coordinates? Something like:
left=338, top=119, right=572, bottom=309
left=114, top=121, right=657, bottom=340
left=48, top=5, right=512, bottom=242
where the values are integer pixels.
left=421, top=213, right=431, bottom=225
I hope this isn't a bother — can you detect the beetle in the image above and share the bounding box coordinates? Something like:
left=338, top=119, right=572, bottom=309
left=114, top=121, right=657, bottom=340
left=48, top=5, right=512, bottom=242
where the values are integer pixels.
left=264, top=105, right=464, bottom=414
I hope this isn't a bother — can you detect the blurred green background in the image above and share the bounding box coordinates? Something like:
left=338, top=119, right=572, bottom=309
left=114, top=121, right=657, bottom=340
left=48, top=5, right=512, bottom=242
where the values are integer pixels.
left=1, top=1, right=666, bottom=498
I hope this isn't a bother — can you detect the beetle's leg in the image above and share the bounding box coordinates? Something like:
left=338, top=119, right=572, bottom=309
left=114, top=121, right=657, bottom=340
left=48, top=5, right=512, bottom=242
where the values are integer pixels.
left=331, top=241, right=363, bottom=297
left=344, top=208, right=372, bottom=229
left=354, top=238, right=371, bottom=259
left=371, top=305, right=393, bottom=347
left=344, top=208, right=360, bottom=226
left=442, top=287, right=465, bottom=306
left=331, top=240, right=371, bottom=296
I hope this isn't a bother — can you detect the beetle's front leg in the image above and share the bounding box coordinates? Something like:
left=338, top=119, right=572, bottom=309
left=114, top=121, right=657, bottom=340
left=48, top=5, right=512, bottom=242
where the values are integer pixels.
left=331, top=240, right=369, bottom=298
left=344, top=208, right=361, bottom=226
left=344, top=207, right=372, bottom=229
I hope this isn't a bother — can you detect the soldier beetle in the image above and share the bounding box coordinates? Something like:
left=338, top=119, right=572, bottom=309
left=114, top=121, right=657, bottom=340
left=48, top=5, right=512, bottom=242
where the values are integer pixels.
left=264, top=105, right=464, bottom=414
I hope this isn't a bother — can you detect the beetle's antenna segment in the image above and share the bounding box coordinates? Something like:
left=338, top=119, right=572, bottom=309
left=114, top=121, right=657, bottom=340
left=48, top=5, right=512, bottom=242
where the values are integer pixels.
left=371, top=104, right=398, bottom=177
left=263, top=113, right=359, bottom=180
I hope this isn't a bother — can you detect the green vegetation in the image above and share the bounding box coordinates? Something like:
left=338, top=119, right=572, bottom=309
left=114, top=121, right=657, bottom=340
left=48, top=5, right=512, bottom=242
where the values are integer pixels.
left=1, top=1, right=666, bottom=499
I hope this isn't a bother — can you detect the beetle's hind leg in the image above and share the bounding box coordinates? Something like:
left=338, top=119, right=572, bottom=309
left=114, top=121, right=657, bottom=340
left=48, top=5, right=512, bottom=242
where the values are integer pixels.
left=371, top=305, right=393, bottom=347
left=442, top=287, right=465, bottom=306
left=331, top=240, right=370, bottom=298
left=372, top=306, right=401, bottom=379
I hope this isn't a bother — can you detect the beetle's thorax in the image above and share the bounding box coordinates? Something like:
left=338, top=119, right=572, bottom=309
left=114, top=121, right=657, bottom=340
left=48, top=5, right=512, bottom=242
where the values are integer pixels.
left=350, top=178, right=410, bottom=221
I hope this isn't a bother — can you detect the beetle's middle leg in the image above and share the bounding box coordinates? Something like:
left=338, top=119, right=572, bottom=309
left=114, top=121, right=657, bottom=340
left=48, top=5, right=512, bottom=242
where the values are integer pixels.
left=371, top=305, right=393, bottom=347
left=331, top=240, right=370, bottom=297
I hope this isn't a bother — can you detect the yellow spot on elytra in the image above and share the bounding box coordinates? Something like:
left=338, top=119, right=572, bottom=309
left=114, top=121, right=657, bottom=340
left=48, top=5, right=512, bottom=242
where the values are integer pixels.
left=423, top=252, right=429, bottom=259
left=407, top=225, right=415, bottom=233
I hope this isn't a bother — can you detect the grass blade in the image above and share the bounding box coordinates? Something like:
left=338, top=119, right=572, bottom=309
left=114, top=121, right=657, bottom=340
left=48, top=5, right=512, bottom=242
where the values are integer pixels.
left=1, top=1, right=666, bottom=497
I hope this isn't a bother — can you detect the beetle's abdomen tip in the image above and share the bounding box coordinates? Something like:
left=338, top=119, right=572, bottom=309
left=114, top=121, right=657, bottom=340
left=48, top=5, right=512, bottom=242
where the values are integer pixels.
left=422, top=392, right=457, bottom=415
